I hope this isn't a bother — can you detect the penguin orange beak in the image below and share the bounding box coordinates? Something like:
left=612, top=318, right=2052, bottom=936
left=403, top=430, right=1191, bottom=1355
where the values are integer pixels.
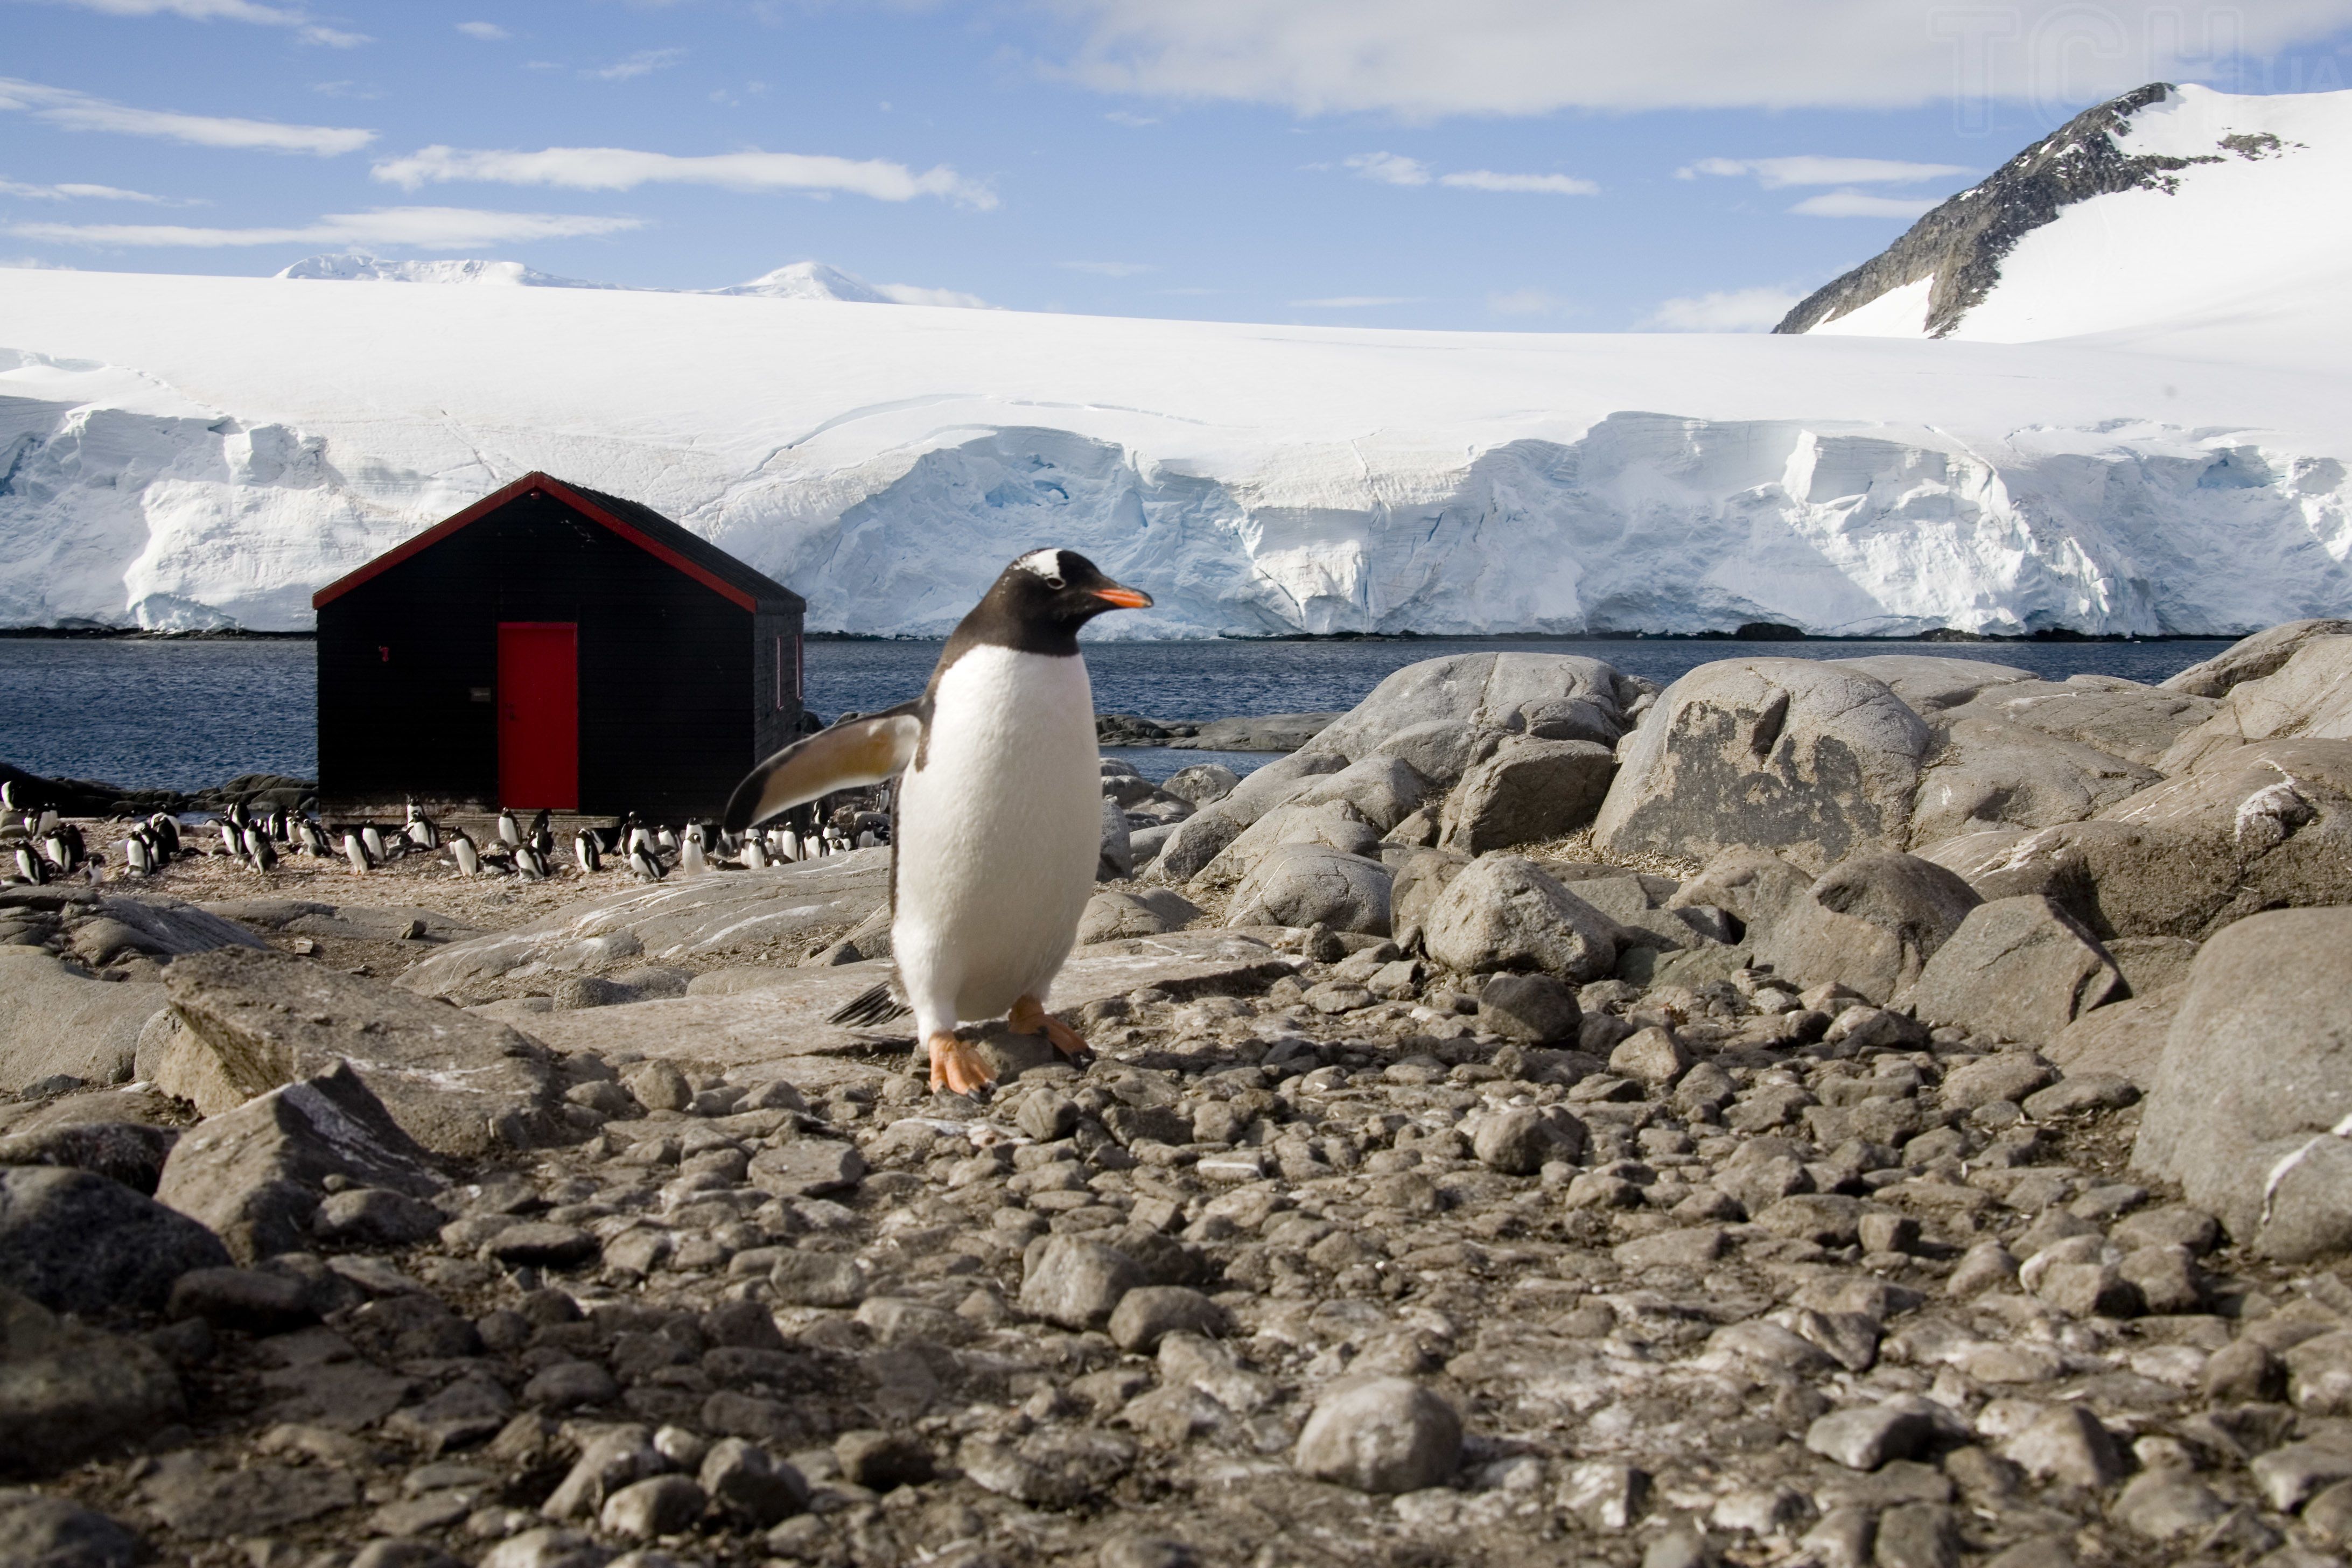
left=1091, top=584, right=1153, bottom=610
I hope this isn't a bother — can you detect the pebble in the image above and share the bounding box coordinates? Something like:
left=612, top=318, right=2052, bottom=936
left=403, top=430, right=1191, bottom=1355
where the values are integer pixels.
left=597, top=1475, right=704, bottom=1541
left=1292, top=1378, right=1462, bottom=1494
left=1018, top=1235, right=1144, bottom=1329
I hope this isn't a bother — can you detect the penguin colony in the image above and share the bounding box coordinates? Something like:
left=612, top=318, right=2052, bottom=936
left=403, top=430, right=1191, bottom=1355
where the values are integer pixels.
left=724, top=547, right=1153, bottom=1096
left=0, top=781, right=884, bottom=888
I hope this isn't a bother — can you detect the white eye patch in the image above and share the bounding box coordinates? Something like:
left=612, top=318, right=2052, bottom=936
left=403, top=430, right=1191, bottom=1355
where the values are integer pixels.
left=1016, top=548, right=1065, bottom=582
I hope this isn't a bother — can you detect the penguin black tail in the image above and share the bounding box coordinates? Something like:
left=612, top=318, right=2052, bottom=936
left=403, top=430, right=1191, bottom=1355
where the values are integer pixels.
left=828, top=983, right=909, bottom=1028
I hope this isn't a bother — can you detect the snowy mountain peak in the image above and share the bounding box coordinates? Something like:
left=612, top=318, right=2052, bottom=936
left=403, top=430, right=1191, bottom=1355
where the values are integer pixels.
left=275, top=253, right=617, bottom=289
left=712, top=261, right=898, bottom=303
left=1780, top=82, right=2343, bottom=342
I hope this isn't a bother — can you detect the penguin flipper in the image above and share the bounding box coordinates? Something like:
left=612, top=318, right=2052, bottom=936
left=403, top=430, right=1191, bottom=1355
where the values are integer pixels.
left=724, top=706, right=922, bottom=832
left=828, top=982, right=911, bottom=1028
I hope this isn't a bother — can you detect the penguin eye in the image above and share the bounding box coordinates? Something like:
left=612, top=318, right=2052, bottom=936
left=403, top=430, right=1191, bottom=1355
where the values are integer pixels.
left=1043, top=575, right=1066, bottom=590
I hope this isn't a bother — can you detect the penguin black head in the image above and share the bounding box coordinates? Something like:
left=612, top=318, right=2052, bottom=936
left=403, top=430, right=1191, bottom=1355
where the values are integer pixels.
left=966, top=549, right=1153, bottom=655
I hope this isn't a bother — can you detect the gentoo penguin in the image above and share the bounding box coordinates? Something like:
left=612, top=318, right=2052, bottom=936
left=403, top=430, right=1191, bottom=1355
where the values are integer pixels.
left=741, top=836, right=769, bottom=871
left=244, top=824, right=278, bottom=873
left=574, top=830, right=602, bottom=875
left=450, top=828, right=481, bottom=878
left=361, top=823, right=388, bottom=864
left=626, top=839, right=665, bottom=882
left=344, top=831, right=373, bottom=874
left=723, top=548, right=1151, bottom=1094
left=680, top=835, right=710, bottom=878
left=496, top=809, right=521, bottom=848
left=123, top=831, right=153, bottom=877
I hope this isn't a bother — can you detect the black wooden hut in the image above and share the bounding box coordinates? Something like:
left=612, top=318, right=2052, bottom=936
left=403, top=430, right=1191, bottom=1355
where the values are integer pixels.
left=313, top=472, right=804, bottom=820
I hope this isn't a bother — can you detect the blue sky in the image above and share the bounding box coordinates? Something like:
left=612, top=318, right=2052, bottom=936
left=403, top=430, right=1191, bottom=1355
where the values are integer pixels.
left=5, top=0, right=2351, bottom=331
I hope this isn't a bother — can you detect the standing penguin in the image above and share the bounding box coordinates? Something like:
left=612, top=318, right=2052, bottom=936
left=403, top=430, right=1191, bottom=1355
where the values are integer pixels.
left=450, top=828, right=481, bottom=878
left=723, top=548, right=1151, bottom=1094
left=574, top=830, right=602, bottom=876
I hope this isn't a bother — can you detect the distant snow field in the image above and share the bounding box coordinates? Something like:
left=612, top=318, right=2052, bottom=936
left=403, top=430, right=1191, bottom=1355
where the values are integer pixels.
left=2, top=82, right=2348, bottom=639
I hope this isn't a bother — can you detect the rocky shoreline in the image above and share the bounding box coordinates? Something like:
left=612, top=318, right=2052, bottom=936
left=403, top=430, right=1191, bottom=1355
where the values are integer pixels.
left=3, top=621, right=2352, bottom=1568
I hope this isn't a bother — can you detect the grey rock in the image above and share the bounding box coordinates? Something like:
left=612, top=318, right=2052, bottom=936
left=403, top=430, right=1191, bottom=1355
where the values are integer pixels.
left=160, top=947, right=568, bottom=1157
left=1964, top=738, right=2352, bottom=940
left=2001, top=1404, right=2124, bottom=1488
left=541, top=1427, right=664, bottom=1522
left=1078, top=888, right=1202, bottom=944
left=1108, top=1285, right=1230, bottom=1353
left=623, top=1061, right=692, bottom=1113
left=155, top=1062, right=442, bottom=1264
left=1473, top=1106, right=1587, bottom=1175
left=1476, top=972, right=1581, bottom=1044
left=1422, top=855, right=1618, bottom=982
left=2133, top=907, right=2352, bottom=1255
left=1214, top=750, right=1354, bottom=826
left=1368, top=719, right=1503, bottom=788
left=1149, top=808, right=1246, bottom=885
left=1389, top=848, right=1470, bottom=953
left=1020, top=1236, right=1143, bottom=1329
left=479, top=1529, right=613, bottom=1568
left=400, top=851, right=890, bottom=1003
left=1195, top=799, right=1381, bottom=891
left=1938, top=1053, right=2056, bottom=1112
left=1667, top=849, right=1815, bottom=942
left=1171, top=713, right=1341, bottom=752
left=598, top=1475, right=704, bottom=1541
left=0, top=949, right=167, bottom=1097
left=2250, top=1443, right=2352, bottom=1511
left=1313, top=653, right=1629, bottom=762
left=0, top=1490, right=139, bottom=1568
left=2047, top=992, right=2178, bottom=1090
left=1560, top=1460, right=1651, bottom=1529
left=1873, top=1502, right=1961, bottom=1568
left=699, top=1437, right=806, bottom=1525
left=165, top=1266, right=316, bottom=1335
left=2165, top=619, right=2352, bottom=698
left=487, top=1223, right=600, bottom=1269
left=1287, top=754, right=1434, bottom=834
left=1755, top=851, right=1981, bottom=1003
left=2160, top=634, right=2352, bottom=771
left=834, top=1429, right=936, bottom=1489
left=312, top=1186, right=445, bottom=1247
left=132, top=1451, right=356, bottom=1536
left=1223, top=844, right=1392, bottom=936
left=1437, top=738, right=1615, bottom=853
left=748, top=1140, right=866, bottom=1198
left=1609, top=1027, right=1691, bottom=1088
left=1908, top=717, right=2160, bottom=848
left=1160, top=764, right=1241, bottom=807
left=1938, top=678, right=2219, bottom=771
left=958, top=1427, right=1137, bottom=1508
left=0, top=1165, right=230, bottom=1314
left=1292, top=1377, right=1462, bottom=1493
left=2112, top=1473, right=2229, bottom=1540
left=0, top=1284, right=182, bottom=1473
left=1829, top=655, right=2036, bottom=713
left=0, top=1122, right=177, bottom=1195
left=1595, top=658, right=1930, bottom=874
left=768, top=1253, right=864, bottom=1308
left=1099, top=794, right=1135, bottom=881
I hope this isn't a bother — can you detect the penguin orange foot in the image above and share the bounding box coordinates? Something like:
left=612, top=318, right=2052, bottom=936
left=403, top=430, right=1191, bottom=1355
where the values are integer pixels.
left=927, top=1031, right=994, bottom=1096
left=1011, top=994, right=1094, bottom=1065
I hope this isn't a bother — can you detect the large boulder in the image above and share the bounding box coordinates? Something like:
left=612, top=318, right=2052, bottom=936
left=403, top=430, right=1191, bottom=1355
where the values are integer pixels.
left=2048, top=993, right=2180, bottom=1090
left=155, top=1062, right=445, bottom=1264
left=1556, top=869, right=1725, bottom=954
left=1192, top=800, right=1382, bottom=892
left=2160, top=636, right=2352, bottom=772
left=1170, top=713, right=1340, bottom=752
left=1908, top=718, right=2160, bottom=848
left=2164, top=619, right=2352, bottom=698
left=1936, top=678, right=2220, bottom=770
left=1437, top=739, right=1615, bottom=853
left=1286, top=755, right=1433, bottom=835
left=1224, top=845, right=1392, bottom=936
left=1367, top=721, right=1503, bottom=789
left=1076, top=888, right=1202, bottom=944
left=397, top=850, right=892, bottom=1003
left=1828, top=656, right=2036, bottom=713
left=1148, top=753, right=1353, bottom=885
left=0, top=1284, right=184, bottom=1474
left=1390, top=849, right=1471, bottom=953
left=0, top=1166, right=231, bottom=1314
left=162, top=948, right=569, bottom=1157
left=1754, top=852, right=1981, bottom=1003
left=1311, top=653, right=1633, bottom=762
left=1667, top=849, right=1815, bottom=944
left=1422, top=856, right=1617, bottom=982
left=1961, top=738, right=2352, bottom=940
left=1593, top=659, right=1930, bottom=874
left=1899, top=896, right=2125, bottom=1045
left=2133, top=908, right=2352, bottom=1259
left=64, top=893, right=270, bottom=969
left=0, top=949, right=168, bottom=1097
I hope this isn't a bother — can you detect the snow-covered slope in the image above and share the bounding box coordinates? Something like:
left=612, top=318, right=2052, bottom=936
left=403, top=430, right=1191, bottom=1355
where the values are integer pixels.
left=1, top=250, right=2348, bottom=636
left=276, top=253, right=620, bottom=289
left=710, top=262, right=898, bottom=304
left=1786, top=83, right=2350, bottom=344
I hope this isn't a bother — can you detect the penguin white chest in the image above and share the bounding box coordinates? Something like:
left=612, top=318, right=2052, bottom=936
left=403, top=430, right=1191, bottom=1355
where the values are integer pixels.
left=892, top=645, right=1101, bottom=1027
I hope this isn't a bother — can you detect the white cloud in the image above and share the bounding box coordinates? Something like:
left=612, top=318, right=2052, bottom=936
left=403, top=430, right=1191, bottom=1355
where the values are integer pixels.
left=1440, top=169, right=1597, bottom=195
left=1640, top=286, right=1804, bottom=331
left=1291, top=295, right=1416, bottom=307
left=874, top=282, right=995, bottom=308
left=1488, top=287, right=1566, bottom=316
left=1061, top=260, right=1153, bottom=276
left=1679, top=155, right=1972, bottom=187
left=1050, top=0, right=2352, bottom=115
left=1344, top=151, right=1429, bottom=186
left=1104, top=110, right=1157, bottom=126
left=372, top=144, right=995, bottom=208
left=456, top=20, right=509, bottom=40
left=0, top=78, right=373, bottom=155
left=0, top=178, right=172, bottom=202
left=587, top=48, right=687, bottom=81
left=10, top=205, right=642, bottom=248
left=1788, top=191, right=1941, bottom=218
left=41, top=0, right=368, bottom=46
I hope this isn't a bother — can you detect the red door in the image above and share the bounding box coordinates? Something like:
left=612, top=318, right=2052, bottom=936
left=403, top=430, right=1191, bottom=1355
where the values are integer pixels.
left=498, top=622, right=578, bottom=809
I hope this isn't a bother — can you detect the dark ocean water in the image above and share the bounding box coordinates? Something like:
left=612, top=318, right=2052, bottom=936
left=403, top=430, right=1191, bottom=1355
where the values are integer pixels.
left=0, top=634, right=2237, bottom=793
